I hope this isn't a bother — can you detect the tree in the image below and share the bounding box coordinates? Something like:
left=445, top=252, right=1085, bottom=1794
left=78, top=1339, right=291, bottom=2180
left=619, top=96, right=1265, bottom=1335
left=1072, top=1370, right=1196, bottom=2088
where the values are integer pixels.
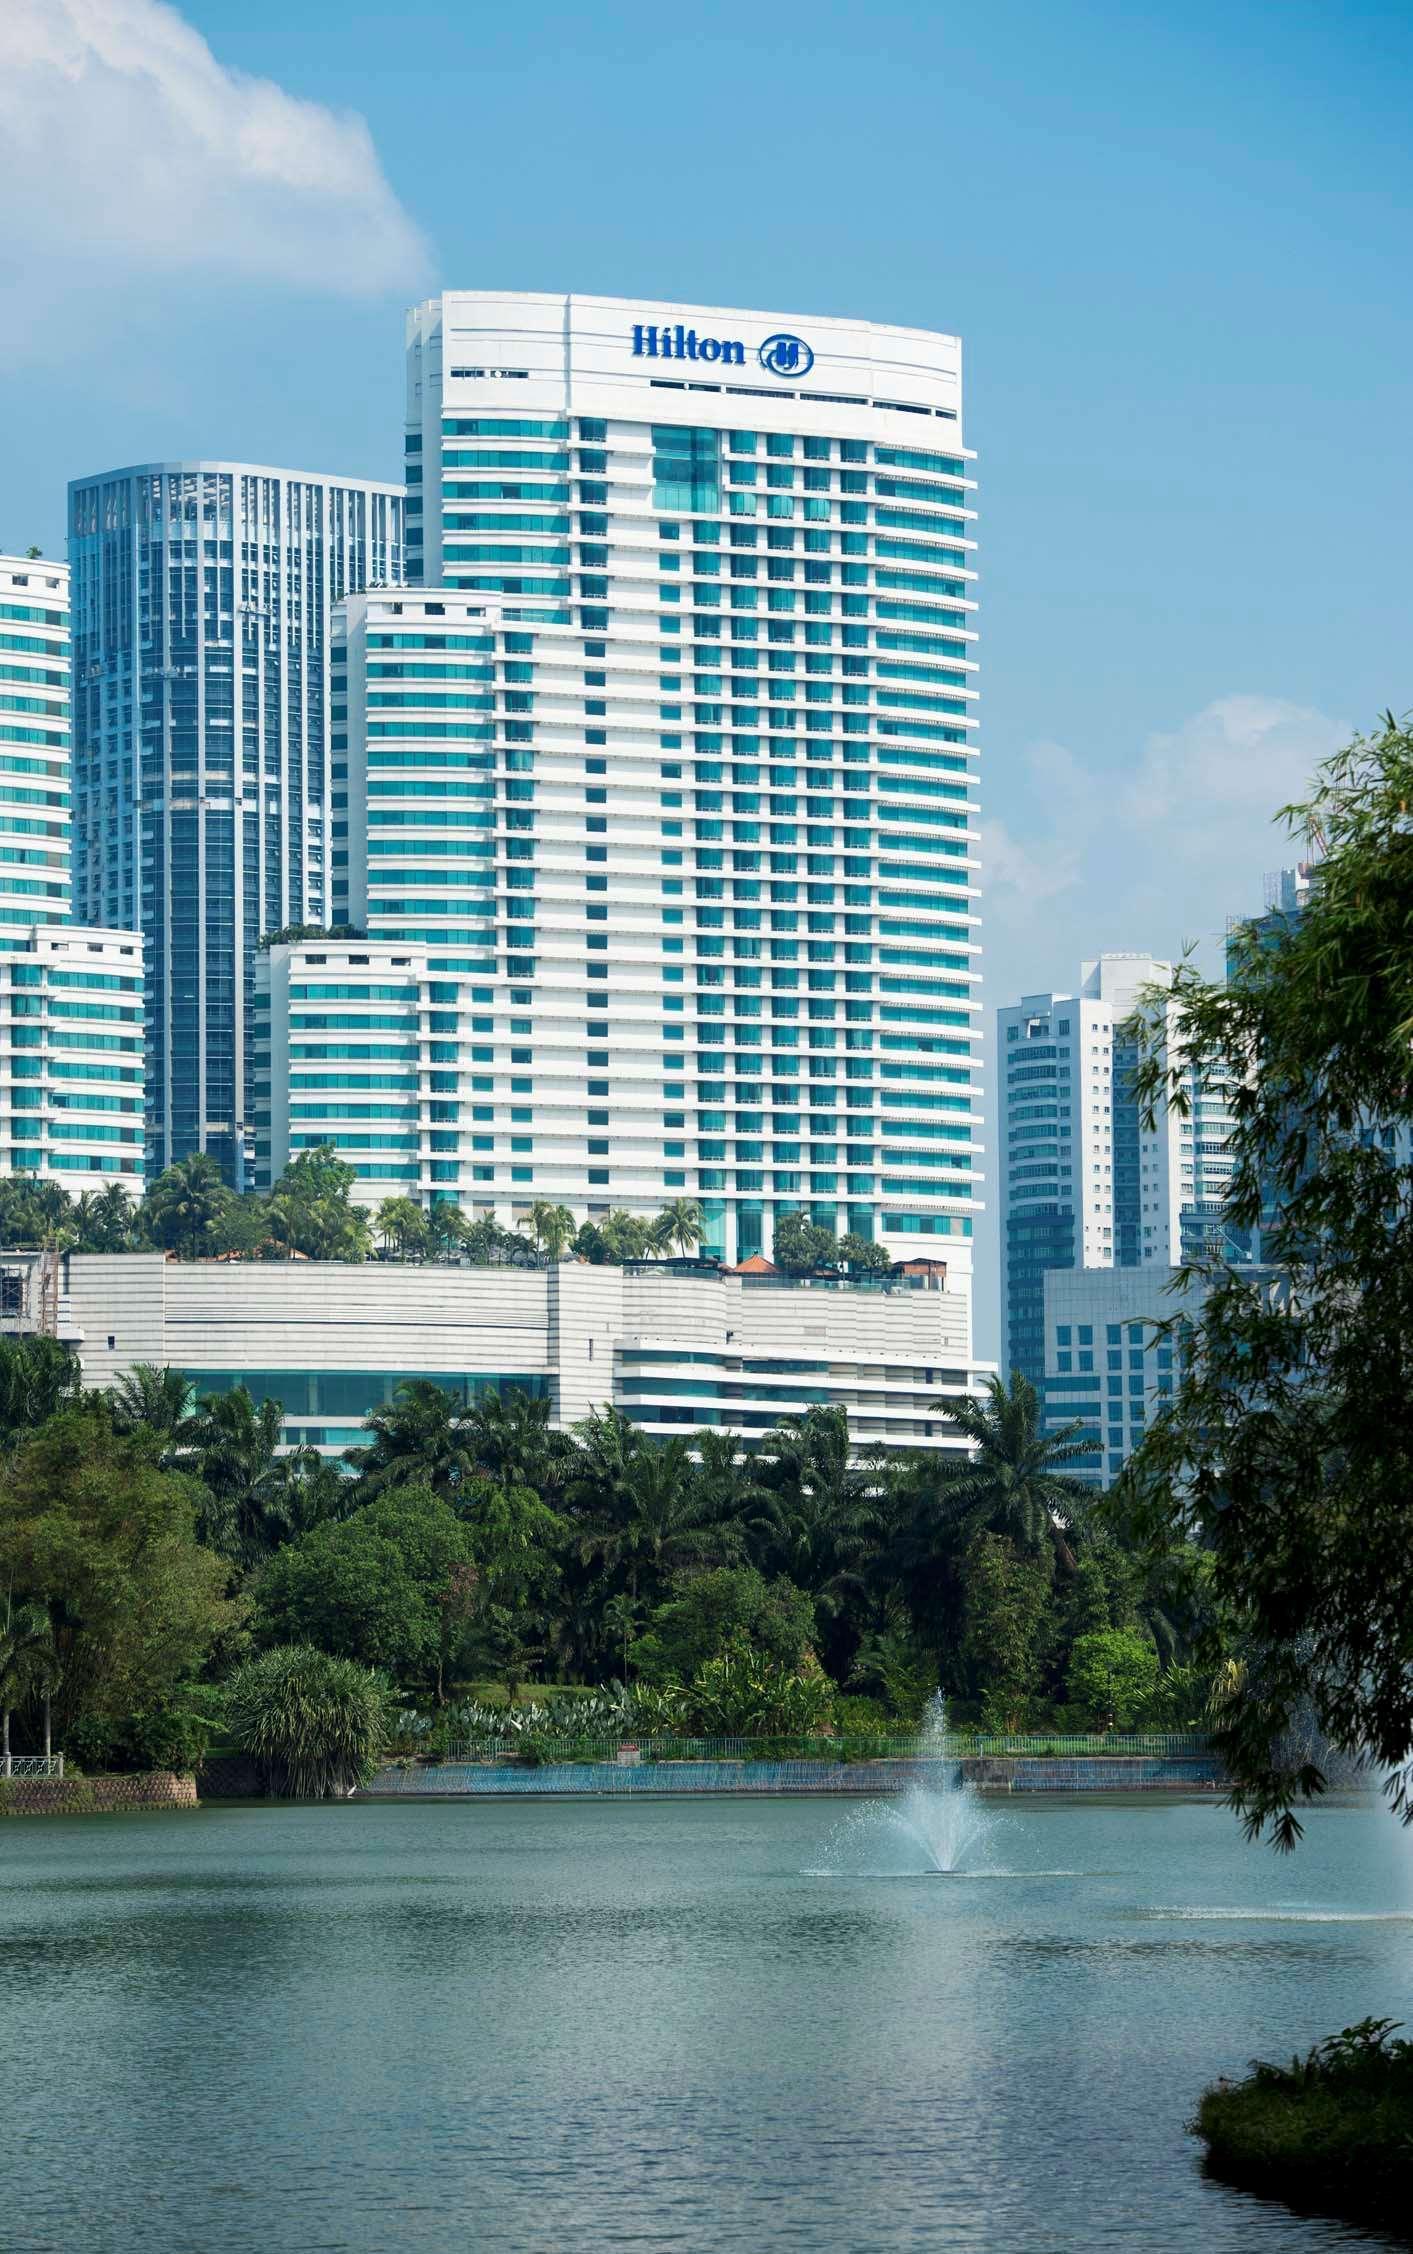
left=1114, top=715, right=1413, bottom=1840
left=347, top=1379, right=481, bottom=1508
left=142, top=1152, right=237, bottom=1259
left=0, top=1177, right=72, bottom=1248
left=932, top=1372, right=1094, bottom=1576
left=576, top=1431, right=739, bottom=1607
left=425, top=1202, right=468, bottom=1261
left=848, top=1605, right=937, bottom=1721
left=70, top=1183, right=140, bottom=1253
left=0, top=1403, right=236, bottom=1761
left=178, top=1386, right=287, bottom=1569
left=962, top=1533, right=1053, bottom=1734
left=1067, top=1628, right=1159, bottom=1731
left=528, top=1201, right=576, bottom=1262
left=374, top=1196, right=428, bottom=1260
left=458, top=1387, right=570, bottom=1498
left=600, top=1210, right=650, bottom=1262
left=109, top=1362, right=192, bottom=1443
left=657, top=1197, right=706, bottom=1256
left=0, top=1335, right=81, bottom=1446
left=253, top=1487, right=475, bottom=1695
left=265, top=1146, right=370, bottom=1262
left=1, top=1596, right=57, bottom=1769
left=839, top=1232, right=891, bottom=1275
left=225, top=1645, right=389, bottom=1798
left=772, top=1210, right=838, bottom=1273
left=752, top=1405, right=879, bottom=1612
left=635, top=1565, right=817, bottom=1684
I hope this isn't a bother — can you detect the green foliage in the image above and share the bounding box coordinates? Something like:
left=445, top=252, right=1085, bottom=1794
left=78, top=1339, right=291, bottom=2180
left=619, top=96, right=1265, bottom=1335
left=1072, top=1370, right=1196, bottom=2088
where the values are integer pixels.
left=963, top=1533, right=1054, bottom=1734
left=0, top=1402, right=239, bottom=1760
left=0, top=1334, right=82, bottom=1444
left=671, top=1636, right=837, bottom=1736
left=264, top=1147, right=371, bottom=1262
left=634, top=1566, right=817, bottom=1684
left=1115, top=714, right=1413, bottom=1842
left=771, top=1210, right=840, bottom=1273
left=848, top=1607, right=937, bottom=1721
left=1066, top=1628, right=1159, bottom=1730
left=142, top=1152, right=237, bottom=1258
left=1196, top=2020, right=1413, bottom=2236
left=225, top=1644, right=390, bottom=1798
left=932, top=1372, right=1094, bottom=1576
left=253, top=1486, right=474, bottom=1694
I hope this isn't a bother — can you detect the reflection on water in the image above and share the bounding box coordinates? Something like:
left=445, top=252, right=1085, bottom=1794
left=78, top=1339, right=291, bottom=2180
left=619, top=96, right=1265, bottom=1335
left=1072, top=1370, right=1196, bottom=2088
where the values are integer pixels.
left=1, top=1794, right=1409, bottom=2253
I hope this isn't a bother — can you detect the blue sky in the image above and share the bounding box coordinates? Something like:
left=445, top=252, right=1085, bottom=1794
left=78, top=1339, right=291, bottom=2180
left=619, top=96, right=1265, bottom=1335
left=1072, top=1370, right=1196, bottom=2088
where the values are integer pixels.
left=3, top=0, right=1410, bottom=1354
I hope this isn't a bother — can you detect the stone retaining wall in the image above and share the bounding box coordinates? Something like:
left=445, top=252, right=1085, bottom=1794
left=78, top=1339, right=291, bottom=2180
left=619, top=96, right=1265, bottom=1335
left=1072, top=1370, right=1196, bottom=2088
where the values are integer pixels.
left=0, top=1770, right=197, bottom=1817
left=362, top=1755, right=1225, bottom=1799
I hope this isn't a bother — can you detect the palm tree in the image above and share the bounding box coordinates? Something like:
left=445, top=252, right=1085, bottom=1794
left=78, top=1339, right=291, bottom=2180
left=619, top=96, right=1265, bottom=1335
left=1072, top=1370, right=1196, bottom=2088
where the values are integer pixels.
left=691, top=1428, right=769, bottom=1524
left=142, top=1152, right=234, bottom=1258
left=178, top=1386, right=287, bottom=1567
left=71, top=1183, right=139, bottom=1253
left=459, top=1388, right=569, bottom=1497
left=931, top=1371, right=1094, bottom=1575
left=373, top=1196, right=428, bottom=1259
left=346, top=1378, right=481, bottom=1508
left=529, top=1201, right=576, bottom=1263
left=752, top=1404, right=881, bottom=1608
left=658, top=1197, right=705, bottom=1256
left=109, top=1362, right=192, bottom=1443
left=577, top=1432, right=740, bottom=1605
left=426, top=1203, right=468, bottom=1262
left=0, top=1335, right=80, bottom=1446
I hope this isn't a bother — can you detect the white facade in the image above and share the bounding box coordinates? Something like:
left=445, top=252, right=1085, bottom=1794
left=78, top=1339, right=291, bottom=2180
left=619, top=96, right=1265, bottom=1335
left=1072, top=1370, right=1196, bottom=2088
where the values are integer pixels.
left=280, top=291, right=981, bottom=1356
left=999, top=951, right=1242, bottom=1385
left=16, top=1250, right=991, bottom=1457
left=0, top=557, right=146, bottom=1193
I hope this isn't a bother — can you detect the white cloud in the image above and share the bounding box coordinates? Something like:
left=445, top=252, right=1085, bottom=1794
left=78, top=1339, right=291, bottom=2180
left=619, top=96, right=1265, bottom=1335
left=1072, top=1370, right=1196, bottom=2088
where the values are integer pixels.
left=985, top=694, right=1347, bottom=1007
left=0, top=0, right=429, bottom=343
left=1121, top=694, right=1345, bottom=842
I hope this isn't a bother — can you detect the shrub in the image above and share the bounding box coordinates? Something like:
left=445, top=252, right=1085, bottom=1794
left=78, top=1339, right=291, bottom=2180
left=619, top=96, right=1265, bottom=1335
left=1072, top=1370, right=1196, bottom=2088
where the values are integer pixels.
left=226, top=1644, right=391, bottom=1799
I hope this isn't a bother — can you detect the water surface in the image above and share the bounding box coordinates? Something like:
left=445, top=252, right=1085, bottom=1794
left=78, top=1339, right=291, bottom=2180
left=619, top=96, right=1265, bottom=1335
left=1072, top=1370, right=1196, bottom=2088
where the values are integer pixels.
left=2, top=1793, right=1410, bottom=2252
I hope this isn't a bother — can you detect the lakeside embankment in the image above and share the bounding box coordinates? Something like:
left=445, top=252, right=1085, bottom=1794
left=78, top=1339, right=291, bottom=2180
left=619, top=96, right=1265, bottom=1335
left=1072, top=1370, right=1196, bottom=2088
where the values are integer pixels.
left=0, top=1770, right=196, bottom=1817
left=358, top=1754, right=1225, bottom=1798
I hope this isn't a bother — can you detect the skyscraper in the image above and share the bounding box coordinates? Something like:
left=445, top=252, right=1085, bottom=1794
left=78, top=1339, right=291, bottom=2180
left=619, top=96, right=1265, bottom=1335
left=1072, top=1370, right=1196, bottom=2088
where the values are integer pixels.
left=0, top=553, right=144, bottom=1193
left=331, top=290, right=980, bottom=1296
left=67, top=463, right=404, bottom=1182
left=997, top=953, right=1239, bottom=1382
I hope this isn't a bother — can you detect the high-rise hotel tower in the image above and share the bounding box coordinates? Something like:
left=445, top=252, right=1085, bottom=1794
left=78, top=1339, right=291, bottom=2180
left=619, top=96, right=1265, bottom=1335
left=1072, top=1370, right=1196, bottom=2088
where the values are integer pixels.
left=264, top=294, right=980, bottom=1313
left=68, top=463, right=404, bottom=1182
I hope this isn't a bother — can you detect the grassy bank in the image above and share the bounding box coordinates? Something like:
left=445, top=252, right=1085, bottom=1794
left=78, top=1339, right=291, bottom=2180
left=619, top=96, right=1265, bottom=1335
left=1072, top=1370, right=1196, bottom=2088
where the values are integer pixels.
left=1195, top=2019, right=1413, bottom=2237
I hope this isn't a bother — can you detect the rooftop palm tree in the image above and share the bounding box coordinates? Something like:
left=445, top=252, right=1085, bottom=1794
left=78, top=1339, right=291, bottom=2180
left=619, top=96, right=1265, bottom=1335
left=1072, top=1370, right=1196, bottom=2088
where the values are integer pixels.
left=658, top=1196, right=705, bottom=1256
left=142, top=1152, right=234, bottom=1259
left=931, top=1371, right=1094, bottom=1575
left=528, top=1201, right=576, bottom=1263
left=374, top=1196, right=428, bottom=1259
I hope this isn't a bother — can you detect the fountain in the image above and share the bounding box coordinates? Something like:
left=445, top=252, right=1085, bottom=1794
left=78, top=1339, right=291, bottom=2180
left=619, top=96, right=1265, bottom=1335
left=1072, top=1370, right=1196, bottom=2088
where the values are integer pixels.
left=815, top=1690, right=993, bottom=1876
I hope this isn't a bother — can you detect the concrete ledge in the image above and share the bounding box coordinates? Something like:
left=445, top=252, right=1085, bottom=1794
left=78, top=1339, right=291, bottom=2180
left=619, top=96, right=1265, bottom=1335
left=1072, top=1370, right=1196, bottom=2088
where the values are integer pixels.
left=0, top=1770, right=197, bottom=1817
left=361, top=1755, right=1225, bottom=1799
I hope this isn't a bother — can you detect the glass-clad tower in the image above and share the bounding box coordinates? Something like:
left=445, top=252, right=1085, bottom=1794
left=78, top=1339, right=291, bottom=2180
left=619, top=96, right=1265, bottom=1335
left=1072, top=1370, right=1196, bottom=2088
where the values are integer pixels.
left=379, top=292, right=982, bottom=1290
left=67, top=463, right=404, bottom=1182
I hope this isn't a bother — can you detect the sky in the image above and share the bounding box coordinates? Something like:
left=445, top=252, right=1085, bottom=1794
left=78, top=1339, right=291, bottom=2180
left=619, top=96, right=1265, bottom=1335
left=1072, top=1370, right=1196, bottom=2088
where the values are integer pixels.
left=2, top=0, right=1410, bottom=1357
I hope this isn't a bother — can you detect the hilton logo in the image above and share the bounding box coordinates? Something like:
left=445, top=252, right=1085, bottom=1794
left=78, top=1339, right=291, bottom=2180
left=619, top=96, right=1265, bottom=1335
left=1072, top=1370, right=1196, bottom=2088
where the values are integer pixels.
left=631, top=323, right=745, bottom=366
left=630, top=324, right=816, bottom=380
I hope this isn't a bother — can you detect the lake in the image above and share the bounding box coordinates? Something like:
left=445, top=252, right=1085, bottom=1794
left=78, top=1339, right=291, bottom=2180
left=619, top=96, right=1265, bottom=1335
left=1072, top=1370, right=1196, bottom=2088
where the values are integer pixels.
left=2, top=1794, right=1411, bottom=2251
